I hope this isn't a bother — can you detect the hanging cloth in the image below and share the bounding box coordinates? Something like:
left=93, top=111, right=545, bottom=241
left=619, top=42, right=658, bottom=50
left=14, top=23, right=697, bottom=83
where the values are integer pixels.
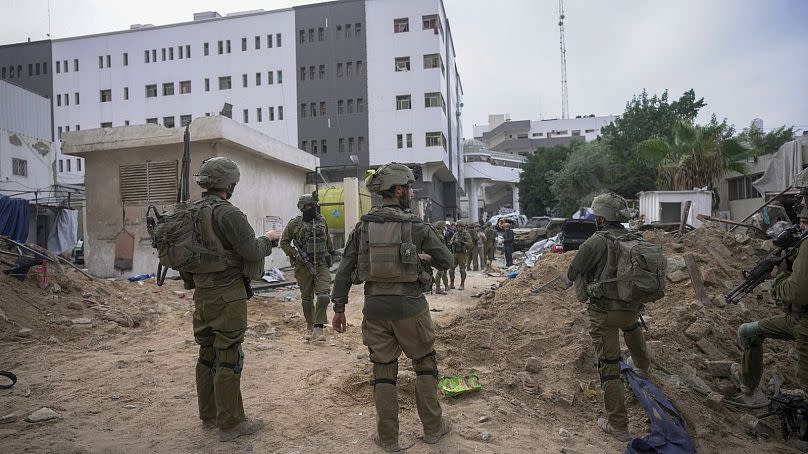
left=47, top=208, right=79, bottom=254
left=0, top=195, right=30, bottom=243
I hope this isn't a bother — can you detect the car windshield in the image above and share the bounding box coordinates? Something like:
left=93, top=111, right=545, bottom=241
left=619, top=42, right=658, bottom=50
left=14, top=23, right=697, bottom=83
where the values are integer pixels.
left=525, top=218, right=550, bottom=228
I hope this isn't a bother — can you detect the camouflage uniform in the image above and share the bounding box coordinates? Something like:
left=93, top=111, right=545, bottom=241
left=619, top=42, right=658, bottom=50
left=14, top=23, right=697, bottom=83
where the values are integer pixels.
left=448, top=222, right=474, bottom=290
left=432, top=221, right=450, bottom=293
left=466, top=225, right=481, bottom=271
left=484, top=224, right=497, bottom=264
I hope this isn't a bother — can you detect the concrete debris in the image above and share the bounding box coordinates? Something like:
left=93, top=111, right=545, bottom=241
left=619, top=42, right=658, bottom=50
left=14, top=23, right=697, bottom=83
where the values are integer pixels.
left=696, top=338, right=723, bottom=361
left=478, top=415, right=490, bottom=423
left=740, top=414, right=775, bottom=438
left=71, top=317, right=92, bottom=325
left=16, top=328, right=32, bottom=338
left=24, top=407, right=61, bottom=423
left=681, top=364, right=712, bottom=395
left=685, top=320, right=712, bottom=341
left=0, top=413, right=17, bottom=424
left=47, top=335, right=59, bottom=344
left=480, top=431, right=493, bottom=441
left=51, top=283, right=62, bottom=293
left=667, top=270, right=689, bottom=284
left=558, top=428, right=571, bottom=440
left=704, top=360, right=733, bottom=377
left=666, top=255, right=686, bottom=273
left=705, top=392, right=724, bottom=409
left=66, top=301, right=84, bottom=310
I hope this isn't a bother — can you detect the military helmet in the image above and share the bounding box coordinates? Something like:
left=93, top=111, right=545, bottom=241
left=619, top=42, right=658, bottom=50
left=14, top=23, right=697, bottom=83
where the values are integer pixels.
left=799, top=205, right=808, bottom=220
left=297, top=194, right=316, bottom=210
left=365, top=163, right=415, bottom=194
left=433, top=220, right=446, bottom=229
left=195, top=157, right=240, bottom=191
left=591, top=193, right=630, bottom=222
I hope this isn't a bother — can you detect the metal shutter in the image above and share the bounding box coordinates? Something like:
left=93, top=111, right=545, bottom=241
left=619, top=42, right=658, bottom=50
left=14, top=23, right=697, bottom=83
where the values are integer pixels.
left=119, top=160, right=177, bottom=205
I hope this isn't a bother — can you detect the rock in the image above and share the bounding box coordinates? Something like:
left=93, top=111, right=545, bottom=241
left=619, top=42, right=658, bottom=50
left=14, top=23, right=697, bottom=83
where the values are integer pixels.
left=480, top=431, right=493, bottom=441
left=667, top=270, right=689, bottom=284
left=681, top=364, right=712, bottom=395
left=46, top=335, right=59, bottom=344
left=734, top=234, right=751, bottom=245
left=0, top=413, right=17, bottom=424
left=24, top=407, right=61, bottom=423
left=685, top=321, right=712, bottom=341
left=66, top=300, right=84, bottom=310
left=254, top=344, right=273, bottom=351
left=696, top=339, right=723, bottom=361
left=558, top=428, right=571, bottom=440
left=705, top=392, right=724, bottom=409
left=666, top=255, right=686, bottom=273
left=524, top=357, right=542, bottom=373
left=123, top=404, right=139, bottom=409
left=795, top=440, right=808, bottom=453
left=704, top=360, right=733, bottom=377
left=51, top=283, right=62, bottom=293
left=82, top=291, right=93, bottom=298
left=71, top=317, right=92, bottom=326
left=16, top=328, right=32, bottom=338
left=741, top=414, right=775, bottom=438
left=244, top=328, right=257, bottom=337
left=672, top=243, right=685, bottom=253
left=478, top=415, right=490, bottom=423
left=53, top=316, right=70, bottom=325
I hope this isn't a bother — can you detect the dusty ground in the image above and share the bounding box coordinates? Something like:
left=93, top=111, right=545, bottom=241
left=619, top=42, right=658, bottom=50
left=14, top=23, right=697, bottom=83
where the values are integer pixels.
left=0, top=237, right=803, bottom=453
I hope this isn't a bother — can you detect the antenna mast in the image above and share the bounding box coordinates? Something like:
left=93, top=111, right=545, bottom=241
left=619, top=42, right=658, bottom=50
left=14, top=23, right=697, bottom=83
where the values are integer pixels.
left=558, top=0, right=569, bottom=119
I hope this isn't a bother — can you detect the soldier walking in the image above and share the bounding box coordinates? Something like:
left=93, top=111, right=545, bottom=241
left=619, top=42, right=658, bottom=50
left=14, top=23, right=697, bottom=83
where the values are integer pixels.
left=432, top=221, right=450, bottom=294
left=449, top=220, right=473, bottom=290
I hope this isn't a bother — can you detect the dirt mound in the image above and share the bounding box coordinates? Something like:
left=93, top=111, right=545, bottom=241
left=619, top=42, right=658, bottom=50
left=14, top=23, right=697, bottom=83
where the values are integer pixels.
left=438, top=227, right=801, bottom=452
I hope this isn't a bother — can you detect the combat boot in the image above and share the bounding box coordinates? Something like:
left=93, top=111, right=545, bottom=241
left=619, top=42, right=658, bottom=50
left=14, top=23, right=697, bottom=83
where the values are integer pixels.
left=423, top=415, right=452, bottom=444
left=449, top=278, right=455, bottom=290
left=218, top=418, right=265, bottom=442
left=303, top=324, right=313, bottom=340
left=597, top=417, right=631, bottom=442
left=458, top=278, right=465, bottom=291
left=434, top=284, right=446, bottom=295
left=312, top=326, right=326, bottom=342
left=372, top=434, right=402, bottom=452
left=729, top=362, right=768, bottom=406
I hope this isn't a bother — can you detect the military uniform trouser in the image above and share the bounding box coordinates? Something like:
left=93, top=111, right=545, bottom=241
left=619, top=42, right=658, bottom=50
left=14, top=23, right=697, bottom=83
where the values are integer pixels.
left=503, top=245, right=514, bottom=267
left=587, top=306, right=650, bottom=431
left=477, top=245, right=487, bottom=268
left=449, top=252, right=467, bottom=282
left=740, top=314, right=808, bottom=391
left=467, top=246, right=480, bottom=271
left=193, top=280, right=248, bottom=430
left=294, top=261, right=332, bottom=326
left=435, top=269, right=448, bottom=288
left=362, top=310, right=442, bottom=446
left=484, top=244, right=495, bottom=262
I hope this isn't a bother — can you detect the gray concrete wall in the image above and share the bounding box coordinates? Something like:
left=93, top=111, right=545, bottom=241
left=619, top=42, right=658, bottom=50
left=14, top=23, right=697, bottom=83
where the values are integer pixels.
left=0, top=40, right=54, bottom=101
left=295, top=0, right=369, bottom=168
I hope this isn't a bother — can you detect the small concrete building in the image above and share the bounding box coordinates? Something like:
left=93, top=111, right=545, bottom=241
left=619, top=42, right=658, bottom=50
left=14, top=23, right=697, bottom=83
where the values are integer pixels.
left=61, top=116, right=318, bottom=278
left=638, top=190, right=712, bottom=228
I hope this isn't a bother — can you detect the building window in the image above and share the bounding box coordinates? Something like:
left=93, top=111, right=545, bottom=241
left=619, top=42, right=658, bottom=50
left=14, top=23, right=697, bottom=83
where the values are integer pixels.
left=339, top=138, right=345, bottom=153
left=346, top=62, right=353, bottom=77
left=355, top=22, right=362, bottom=36
left=257, top=107, right=262, bottom=122
left=356, top=60, right=363, bottom=75
left=204, top=78, right=210, bottom=91
left=268, top=71, right=274, bottom=84
left=57, top=94, right=61, bottom=106
left=299, top=30, right=305, bottom=43
left=585, top=129, right=596, bottom=133
left=312, top=140, right=318, bottom=154
left=357, top=98, right=364, bottom=113
left=186, top=44, right=191, bottom=58
left=255, top=72, right=261, bottom=86
left=301, top=140, right=308, bottom=152
left=318, top=27, right=324, bottom=41
left=100, top=89, right=112, bottom=102
left=73, top=59, right=79, bottom=71
left=98, top=55, right=104, bottom=68
left=424, top=92, right=445, bottom=110
left=396, top=95, right=411, bottom=110
left=122, top=86, right=129, bottom=100
left=310, top=102, right=317, bottom=117
left=299, top=67, right=305, bottom=81
left=394, top=18, right=409, bottom=33
left=336, top=25, right=342, bottom=39
left=397, top=134, right=403, bottom=149
left=337, top=100, right=344, bottom=115
left=43, top=62, right=47, bottom=74
left=277, top=70, right=282, bottom=83
left=242, top=37, right=247, bottom=51
left=424, top=53, right=442, bottom=70
left=337, top=63, right=343, bottom=77
left=242, top=73, right=248, bottom=87
left=180, top=80, right=191, bottom=94
left=169, top=47, right=174, bottom=60
left=145, top=84, right=157, bottom=97
left=11, top=158, right=27, bottom=177
left=146, top=118, right=158, bottom=124
left=145, top=50, right=150, bottom=63
left=345, top=24, right=352, bottom=38
left=99, top=121, right=112, bottom=128
left=163, top=116, right=175, bottom=128
left=243, top=109, right=249, bottom=123
left=58, top=160, right=63, bottom=172
left=180, top=114, right=192, bottom=126
left=348, top=137, right=355, bottom=153
left=77, top=158, right=82, bottom=171
left=64, top=93, right=69, bottom=106
left=728, top=174, right=763, bottom=201
left=395, top=57, right=410, bottom=72
left=321, top=139, right=327, bottom=154
left=162, top=48, right=166, bottom=61
left=358, top=136, right=364, bottom=152
left=75, top=92, right=80, bottom=105
left=300, top=104, right=307, bottom=118
left=319, top=101, right=327, bottom=116
left=119, top=160, right=178, bottom=205
left=347, top=99, right=354, bottom=114
left=66, top=159, right=71, bottom=171
left=278, top=106, right=283, bottom=120
left=269, top=106, right=275, bottom=121
left=426, top=132, right=446, bottom=149
left=226, top=40, right=231, bottom=53
left=267, top=34, right=273, bottom=48
left=423, top=14, right=438, bottom=31
left=179, top=46, right=184, bottom=59
left=58, top=126, right=62, bottom=138
left=35, top=63, right=41, bottom=75
left=318, top=65, right=325, bottom=79
left=309, top=66, right=315, bottom=80
left=309, top=28, right=315, bottom=42
left=219, top=76, right=232, bottom=90
left=163, top=82, right=175, bottom=96
left=276, top=33, right=282, bottom=47
left=218, top=40, right=223, bottom=54
left=406, top=133, right=412, bottom=148
left=255, top=35, right=261, bottom=49
left=123, top=52, right=128, bottom=66
left=124, top=120, right=130, bottom=126
left=55, top=61, right=60, bottom=73
left=204, top=42, right=209, bottom=55
left=571, top=130, right=581, bottom=136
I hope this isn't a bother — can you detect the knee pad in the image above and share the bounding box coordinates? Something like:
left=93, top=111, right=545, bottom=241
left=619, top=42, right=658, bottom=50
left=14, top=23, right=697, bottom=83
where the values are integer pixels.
left=413, top=350, right=438, bottom=379
left=317, top=294, right=330, bottom=306
left=622, top=321, right=641, bottom=333
left=301, top=298, right=313, bottom=308
left=215, top=344, right=244, bottom=374
left=598, top=356, right=621, bottom=384
left=198, top=345, right=215, bottom=369
left=371, top=358, right=399, bottom=386
left=738, top=321, right=762, bottom=349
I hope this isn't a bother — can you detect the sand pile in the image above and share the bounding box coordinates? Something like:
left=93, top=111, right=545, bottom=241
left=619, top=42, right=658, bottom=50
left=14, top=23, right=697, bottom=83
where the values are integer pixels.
left=437, top=226, right=802, bottom=452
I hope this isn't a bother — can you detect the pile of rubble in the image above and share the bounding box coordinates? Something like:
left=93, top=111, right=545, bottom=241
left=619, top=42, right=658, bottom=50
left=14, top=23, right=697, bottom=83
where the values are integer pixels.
left=437, top=226, right=802, bottom=452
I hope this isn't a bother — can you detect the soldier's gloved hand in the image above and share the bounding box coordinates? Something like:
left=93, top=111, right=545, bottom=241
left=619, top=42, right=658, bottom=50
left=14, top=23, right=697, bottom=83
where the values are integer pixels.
left=332, top=302, right=347, bottom=333
left=264, top=230, right=280, bottom=241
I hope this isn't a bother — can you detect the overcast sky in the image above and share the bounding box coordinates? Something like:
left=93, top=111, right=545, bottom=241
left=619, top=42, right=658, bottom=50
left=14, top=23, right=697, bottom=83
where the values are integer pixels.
left=2, top=0, right=806, bottom=134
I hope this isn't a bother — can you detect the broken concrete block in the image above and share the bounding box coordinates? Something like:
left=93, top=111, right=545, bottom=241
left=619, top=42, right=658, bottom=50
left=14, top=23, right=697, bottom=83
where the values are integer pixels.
left=668, top=270, right=689, bottom=284
left=681, top=364, right=712, bottom=395
left=734, top=234, right=751, bottom=245
left=696, top=339, right=723, bottom=361
left=703, top=360, right=733, bottom=377
left=705, top=392, right=724, bottom=409
left=24, top=407, right=60, bottom=423
left=685, top=321, right=712, bottom=341
left=16, top=328, right=32, bottom=338
left=741, top=414, right=775, bottom=438
left=667, top=255, right=686, bottom=273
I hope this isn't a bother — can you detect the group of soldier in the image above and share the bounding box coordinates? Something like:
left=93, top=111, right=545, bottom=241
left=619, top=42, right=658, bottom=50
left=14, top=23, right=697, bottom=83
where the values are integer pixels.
left=182, top=157, right=808, bottom=448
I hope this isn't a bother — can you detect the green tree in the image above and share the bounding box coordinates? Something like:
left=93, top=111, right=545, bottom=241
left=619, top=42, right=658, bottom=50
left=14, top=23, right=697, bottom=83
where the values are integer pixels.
left=548, top=141, right=610, bottom=216
left=517, top=144, right=573, bottom=216
left=736, top=121, right=796, bottom=157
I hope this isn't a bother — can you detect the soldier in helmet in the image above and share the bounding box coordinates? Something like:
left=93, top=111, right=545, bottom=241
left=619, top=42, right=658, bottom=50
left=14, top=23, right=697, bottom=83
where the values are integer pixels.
left=280, top=194, right=334, bottom=341
left=448, top=220, right=473, bottom=290
left=566, top=193, right=651, bottom=442
left=432, top=220, right=450, bottom=294
left=331, top=163, right=454, bottom=452
left=184, top=157, right=279, bottom=442
left=730, top=204, right=808, bottom=406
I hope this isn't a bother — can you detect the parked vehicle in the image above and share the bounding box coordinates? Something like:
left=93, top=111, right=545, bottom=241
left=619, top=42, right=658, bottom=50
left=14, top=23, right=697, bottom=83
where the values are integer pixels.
left=512, top=217, right=565, bottom=250
left=558, top=219, right=597, bottom=251
left=71, top=239, right=84, bottom=265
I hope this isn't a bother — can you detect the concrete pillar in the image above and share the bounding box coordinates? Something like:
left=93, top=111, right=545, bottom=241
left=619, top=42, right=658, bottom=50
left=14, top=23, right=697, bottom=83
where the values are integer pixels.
left=468, top=179, right=480, bottom=222
left=343, top=177, right=360, bottom=237
left=512, top=184, right=520, bottom=212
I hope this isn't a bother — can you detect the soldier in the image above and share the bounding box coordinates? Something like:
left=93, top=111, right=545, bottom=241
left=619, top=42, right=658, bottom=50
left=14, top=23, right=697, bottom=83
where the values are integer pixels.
left=448, top=220, right=473, bottom=290
left=566, top=193, right=651, bottom=442
left=432, top=221, right=450, bottom=294
left=502, top=221, right=515, bottom=267
left=182, top=157, right=279, bottom=442
left=466, top=223, right=481, bottom=272
left=731, top=204, right=808, bottom=405
left=476, top=221, right=488, bottom=269
left=280, top=194, right=334, bottom=342
left=483, top=221, right=497, bottom=269
left=330, top=163, right=454, bottom=452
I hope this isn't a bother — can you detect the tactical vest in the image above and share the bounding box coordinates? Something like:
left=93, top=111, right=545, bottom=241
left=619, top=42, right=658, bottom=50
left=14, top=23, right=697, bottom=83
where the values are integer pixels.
left=151, top=198, right=241, bottom=274
left=294, top=216, right=328, bottom=255
left=354, top=208, right=432, bottom=296
left=451, top=231, right=470, bottom=253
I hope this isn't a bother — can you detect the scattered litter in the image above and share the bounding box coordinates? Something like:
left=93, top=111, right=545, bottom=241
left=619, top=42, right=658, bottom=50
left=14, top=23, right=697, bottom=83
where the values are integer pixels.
left=438, top=373, right=481, bottom=397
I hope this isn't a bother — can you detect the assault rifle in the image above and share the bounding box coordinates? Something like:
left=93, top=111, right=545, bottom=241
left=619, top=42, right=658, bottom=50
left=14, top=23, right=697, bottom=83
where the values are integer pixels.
left=724, top=226, right=807, bottom=305
left=292, top=244, right=317, bottom=276
left=760, top=393, right=808, bottom=441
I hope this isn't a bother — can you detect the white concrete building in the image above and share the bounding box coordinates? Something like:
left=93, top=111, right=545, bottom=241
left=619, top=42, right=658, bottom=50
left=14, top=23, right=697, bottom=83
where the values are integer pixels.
left=460, top=138, right=524, bottom=221
left=2, top=0, right=464, bottom=220
left=473, top=113, right=616, bottom=156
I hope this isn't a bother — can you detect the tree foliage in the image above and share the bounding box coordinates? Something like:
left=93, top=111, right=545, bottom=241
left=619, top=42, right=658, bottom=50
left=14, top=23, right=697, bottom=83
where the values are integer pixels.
left=736, top=121, right=796, bottom=157
left=548, top=141, right=610, bottom=216
left=517, top=144, right=573, bottom=217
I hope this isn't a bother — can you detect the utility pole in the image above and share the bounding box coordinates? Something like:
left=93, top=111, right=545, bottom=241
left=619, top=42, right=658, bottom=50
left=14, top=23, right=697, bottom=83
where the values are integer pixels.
left=558, top=0, right=569, bottom=119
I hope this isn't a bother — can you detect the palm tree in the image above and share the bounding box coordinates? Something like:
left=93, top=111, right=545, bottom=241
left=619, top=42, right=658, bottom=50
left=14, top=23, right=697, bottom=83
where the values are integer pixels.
left=637, top=121, right=750, bottom=192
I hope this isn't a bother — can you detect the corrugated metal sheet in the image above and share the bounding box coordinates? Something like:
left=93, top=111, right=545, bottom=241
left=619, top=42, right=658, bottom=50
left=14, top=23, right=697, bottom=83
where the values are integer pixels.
left=0, top=80, right=51, bottom=141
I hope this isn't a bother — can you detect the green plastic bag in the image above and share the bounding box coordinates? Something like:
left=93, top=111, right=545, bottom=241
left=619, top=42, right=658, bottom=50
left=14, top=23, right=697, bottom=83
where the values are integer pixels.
left=438, top=373, right=481, bottom=397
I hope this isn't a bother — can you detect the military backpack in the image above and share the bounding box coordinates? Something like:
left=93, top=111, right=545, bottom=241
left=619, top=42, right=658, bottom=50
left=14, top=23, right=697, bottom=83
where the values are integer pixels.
left=595, top=231, right=666, bottom=305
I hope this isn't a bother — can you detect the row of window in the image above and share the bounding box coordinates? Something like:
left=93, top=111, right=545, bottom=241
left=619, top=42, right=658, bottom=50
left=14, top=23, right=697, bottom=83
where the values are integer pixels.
left=727, top=173, right=763, bottom=201
left=1, top=61, right=48, bottom=80
left=11, top=158, right=27, bottom=177
left=57, top=158, right=83, bottom=173
left=395, top=93, right=446, bottom=111
left=56, top=92, right=79, bottom=106
left=299, top=98, right=365, bottom=118
left=144, top=45, right=191, bottom=64
left=204, top=34, right=283, bottom=56
left=299, top=60, right=364, bottom=81
left=393, top=14, right=443, bottom=36
left=301, top=137, right=365, bottom=155
left=395, top=54, right=444, bottom=74
left=394, top=132, right=447, bottom=150
left=299, top=22, right=363, bottom=43
left=55, top=59, right=79, bottom=74
left=241, top=106, right=285, bottom=123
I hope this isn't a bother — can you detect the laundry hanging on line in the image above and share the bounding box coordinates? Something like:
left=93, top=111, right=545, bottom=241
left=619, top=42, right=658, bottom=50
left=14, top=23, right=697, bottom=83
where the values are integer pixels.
left=0, top=195, right=30, bottom=243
